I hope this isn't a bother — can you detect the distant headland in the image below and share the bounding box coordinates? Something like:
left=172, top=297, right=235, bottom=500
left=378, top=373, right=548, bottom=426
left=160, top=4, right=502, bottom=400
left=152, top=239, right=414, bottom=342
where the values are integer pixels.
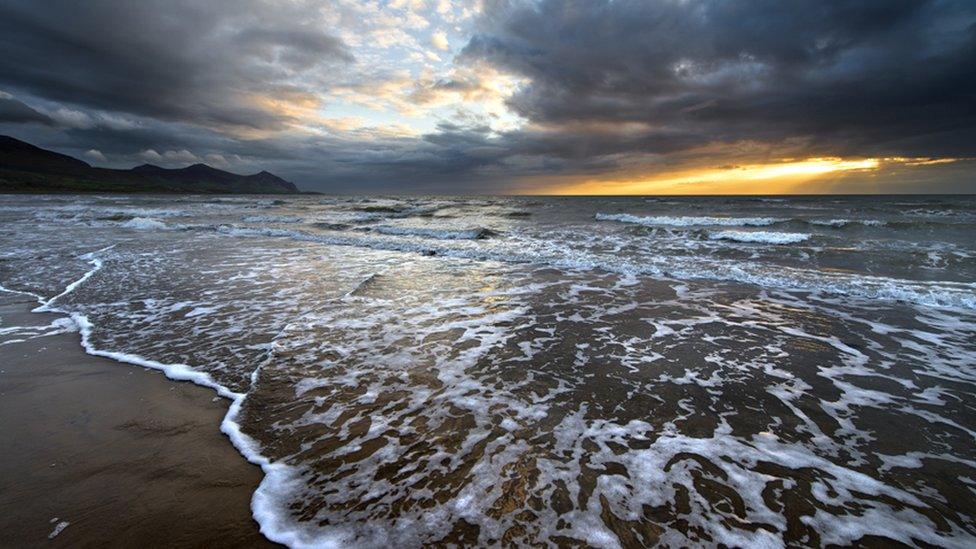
left=0, top=136, right=301, bottom=194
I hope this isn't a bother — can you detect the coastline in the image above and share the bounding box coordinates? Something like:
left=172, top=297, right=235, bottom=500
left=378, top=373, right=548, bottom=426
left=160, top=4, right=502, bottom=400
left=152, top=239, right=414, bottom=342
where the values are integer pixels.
left=0, top=293, right=278, bottom=547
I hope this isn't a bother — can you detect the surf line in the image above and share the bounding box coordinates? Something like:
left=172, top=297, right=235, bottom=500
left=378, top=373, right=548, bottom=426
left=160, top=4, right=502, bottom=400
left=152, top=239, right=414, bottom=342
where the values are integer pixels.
left=0, top=246, right=320, bottom=548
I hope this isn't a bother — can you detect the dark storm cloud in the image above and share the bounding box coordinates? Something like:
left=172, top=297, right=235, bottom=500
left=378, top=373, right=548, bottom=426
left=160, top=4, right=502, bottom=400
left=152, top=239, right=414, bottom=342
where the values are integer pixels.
left=0, top=0, right=350, bottom=132
left=1, top=0, right=974, bottom=192
left=330, top=0, right=976, bottom=191
left=0, top=96, right=54, bottom=126
left=463, top=0, right=976, bottom=159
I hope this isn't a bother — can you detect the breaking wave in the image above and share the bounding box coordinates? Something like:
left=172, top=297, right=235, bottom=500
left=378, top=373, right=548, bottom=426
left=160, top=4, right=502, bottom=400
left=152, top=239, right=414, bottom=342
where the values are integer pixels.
left=121, top=217, right=168, bottom=230
left=709, top=230, right=811, bottom=244
left=806, top=218, right=887, bottom=227
left=186, top=224, right=976, bottom=309
left=243, top=215, right=304, bottom=224
left=595, top=213, right=783, bottom=227
left=373, top=225, right=498, bottom=240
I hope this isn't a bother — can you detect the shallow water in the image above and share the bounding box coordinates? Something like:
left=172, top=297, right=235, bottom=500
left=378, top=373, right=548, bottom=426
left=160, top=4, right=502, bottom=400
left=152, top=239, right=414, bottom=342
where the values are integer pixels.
left=1, top=194, right=975, bottom=547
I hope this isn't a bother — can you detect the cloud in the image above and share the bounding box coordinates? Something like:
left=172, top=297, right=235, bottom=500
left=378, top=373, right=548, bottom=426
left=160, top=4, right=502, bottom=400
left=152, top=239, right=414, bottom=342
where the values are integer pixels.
left=0, top=0, right=974, bottom=193
left=0, top=95, right=53, bottom=125
left=47, top=108, right=96, bottom=129
left=462, top=0, right=976, bottom=160
left=84, top=149, right=107, bottom=163
left=138, top=149, right=164, bottom=164
left=0, top=0, right=351, bottom=135
left=137, top=148, right=200, bottom=167
left=431, top=31, right=450, bottom=51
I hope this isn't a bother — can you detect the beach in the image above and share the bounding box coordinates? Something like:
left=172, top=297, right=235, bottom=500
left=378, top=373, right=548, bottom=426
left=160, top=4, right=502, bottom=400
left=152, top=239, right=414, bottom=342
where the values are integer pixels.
left=0, top=293, right=274, bottom=547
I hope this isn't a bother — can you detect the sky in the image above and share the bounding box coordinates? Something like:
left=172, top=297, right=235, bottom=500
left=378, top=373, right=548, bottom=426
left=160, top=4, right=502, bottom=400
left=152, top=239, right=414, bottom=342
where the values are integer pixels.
left=0, top=0, right=974, bottom=194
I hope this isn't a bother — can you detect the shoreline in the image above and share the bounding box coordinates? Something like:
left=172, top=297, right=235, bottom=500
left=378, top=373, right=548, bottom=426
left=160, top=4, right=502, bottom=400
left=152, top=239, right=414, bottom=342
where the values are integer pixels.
left=0, top=293, right=278, bottom=546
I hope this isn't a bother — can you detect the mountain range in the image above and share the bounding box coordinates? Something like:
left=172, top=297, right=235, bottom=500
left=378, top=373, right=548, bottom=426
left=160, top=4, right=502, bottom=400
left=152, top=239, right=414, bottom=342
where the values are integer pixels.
left=0, top=136, right=300, bottom=194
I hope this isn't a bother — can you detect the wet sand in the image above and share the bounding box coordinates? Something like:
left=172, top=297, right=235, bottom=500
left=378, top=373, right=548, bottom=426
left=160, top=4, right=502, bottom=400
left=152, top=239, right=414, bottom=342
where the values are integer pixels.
left=0, top=294, right=276, bottom=547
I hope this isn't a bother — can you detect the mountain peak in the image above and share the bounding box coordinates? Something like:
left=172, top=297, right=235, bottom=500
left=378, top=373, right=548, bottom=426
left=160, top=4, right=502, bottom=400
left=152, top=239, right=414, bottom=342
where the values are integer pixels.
left=180, top=163, right=224, bottom=173
left=242, top=169, right=298, bottom=192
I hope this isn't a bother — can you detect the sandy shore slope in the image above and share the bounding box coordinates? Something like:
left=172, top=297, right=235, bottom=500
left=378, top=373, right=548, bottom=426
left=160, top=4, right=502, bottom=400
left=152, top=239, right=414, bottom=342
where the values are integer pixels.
left=0, top=294, right=278, bottom=547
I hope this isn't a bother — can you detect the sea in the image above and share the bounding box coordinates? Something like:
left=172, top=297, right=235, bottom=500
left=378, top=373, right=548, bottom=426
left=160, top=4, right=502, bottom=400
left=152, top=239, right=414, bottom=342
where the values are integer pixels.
left=1, top=194, right=975, bottom=547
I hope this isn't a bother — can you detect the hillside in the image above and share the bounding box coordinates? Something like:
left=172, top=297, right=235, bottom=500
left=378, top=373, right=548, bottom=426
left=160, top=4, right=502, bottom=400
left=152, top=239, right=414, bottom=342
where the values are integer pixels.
left=0, top=136, right=300, bottom=194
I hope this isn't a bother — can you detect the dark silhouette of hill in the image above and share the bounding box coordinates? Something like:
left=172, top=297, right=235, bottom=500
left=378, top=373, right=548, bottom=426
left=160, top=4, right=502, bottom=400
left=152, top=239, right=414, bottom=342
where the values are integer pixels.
left=0, top=136, right=300, bottom=194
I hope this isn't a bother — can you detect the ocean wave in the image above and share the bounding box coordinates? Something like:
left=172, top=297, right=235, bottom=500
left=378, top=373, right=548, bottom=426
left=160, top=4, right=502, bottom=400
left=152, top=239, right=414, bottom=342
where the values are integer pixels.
left=350, top=205, right=441, bottom=221
left=23, top=205, right=187, bottom=222
left=802, top=217, right=974, bottom=230
left=904, top=208, right=969, bottom=217
left=194, top=224, right=975, bottom=309
left=121, top=217, right=168, bottom=230
left=67, top=218, right=973, bottom=310
left=596, top=213, right=967, bottom=231
left=886, top=219, right=974, bottom=229
left=709, top=230, right=811, bottom=244
left=309, top=222, right=352, bottom=231
left=373, top=225, right=497, bottom=240
left=595, top=213, right=783, bottom=227
left=354, top=205, right=401, bottom=214
left=88, top=205, right=188, bottom=218
left=807, top=218, right=887, bottom=227
left=242, top=215, right=304, bottom=224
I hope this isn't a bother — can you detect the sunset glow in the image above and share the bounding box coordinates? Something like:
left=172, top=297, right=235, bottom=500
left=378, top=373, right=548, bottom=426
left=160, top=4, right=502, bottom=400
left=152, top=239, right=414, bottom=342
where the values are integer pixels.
left=548, top=157, right=923, bottom=195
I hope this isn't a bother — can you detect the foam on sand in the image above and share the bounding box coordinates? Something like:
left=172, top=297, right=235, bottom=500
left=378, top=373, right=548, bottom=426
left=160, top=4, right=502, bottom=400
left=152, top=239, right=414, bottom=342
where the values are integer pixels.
left=47, top=520, right=69, bottom=539
left=0, top=249, right=316, bottom=548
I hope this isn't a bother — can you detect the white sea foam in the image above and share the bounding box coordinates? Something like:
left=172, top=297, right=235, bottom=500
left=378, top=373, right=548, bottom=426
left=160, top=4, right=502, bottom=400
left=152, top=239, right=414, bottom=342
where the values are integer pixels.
left=47, top=520, right=69, bottom=539
left=185, top=306, right=219, bottom=318
left=121, top=217, right=168, bottom=230
left=198, top=224, right=976, bottom=309
left=808, top=218, right=887, bottom=227
left=709, top=230, right=811, bottom=244
left=113, top=207, right=186, bottom=218
left=53, top=205, right=187, bottom=218
left=0, top=317, right=77, bottom=346
left=808, top=218, right=850, bottom=227
left=5, top=199, right=976, bottom=548
left=595, top=213, right=782, bottom=227
left=68, top=308, right=319, bottom=549
left=0, top=251, right=318, bottom=549
left=10, top=216, right=974, bottom=309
